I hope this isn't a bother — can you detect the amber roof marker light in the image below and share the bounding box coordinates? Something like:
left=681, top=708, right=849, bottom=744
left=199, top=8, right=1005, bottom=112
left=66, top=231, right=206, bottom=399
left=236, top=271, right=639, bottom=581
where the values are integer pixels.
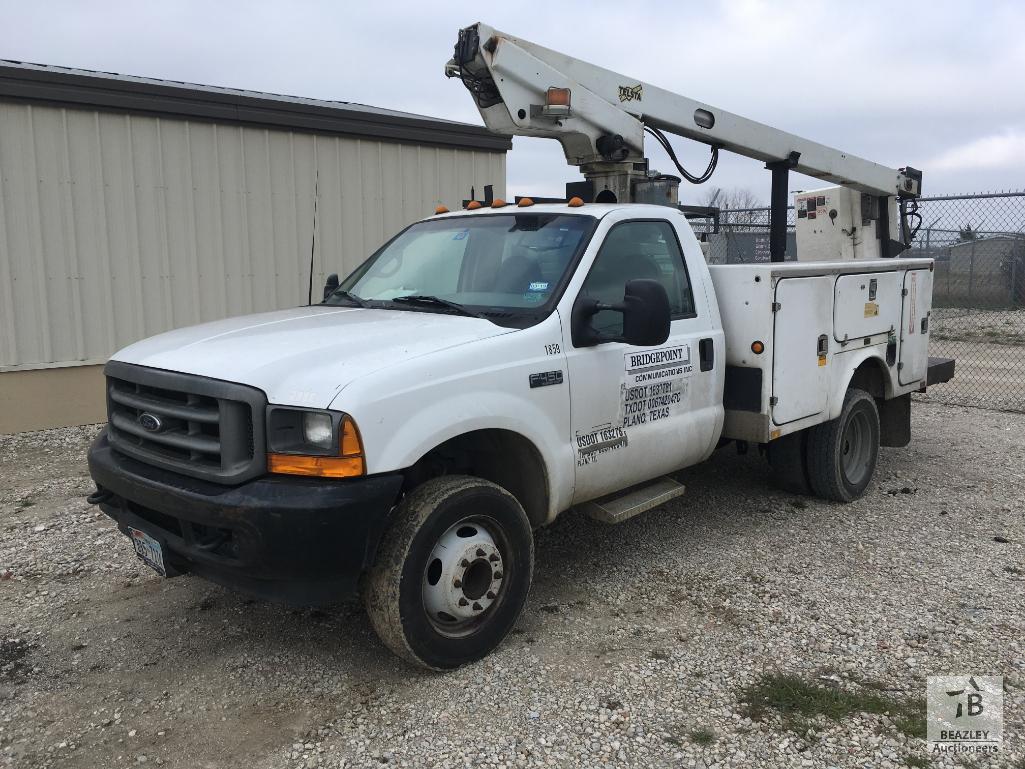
left=543, top=87, right=571, bottom=118
left=567, top=196, right=584, bottom=207
left=434, top=205, right=449, bottom=215
left=466, top=201, right=483, bottom=210
left=517, top=197, right=535, bottom=207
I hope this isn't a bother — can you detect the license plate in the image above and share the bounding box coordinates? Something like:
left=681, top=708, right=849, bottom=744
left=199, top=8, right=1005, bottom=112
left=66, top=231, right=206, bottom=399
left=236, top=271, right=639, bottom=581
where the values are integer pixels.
left=127, top=527, right=166, bottom=577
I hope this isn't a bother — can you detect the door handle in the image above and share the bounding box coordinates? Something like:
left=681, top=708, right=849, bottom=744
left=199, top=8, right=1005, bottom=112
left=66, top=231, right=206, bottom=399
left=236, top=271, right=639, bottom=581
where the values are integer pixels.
left=699, top=338, right=714, bottom=372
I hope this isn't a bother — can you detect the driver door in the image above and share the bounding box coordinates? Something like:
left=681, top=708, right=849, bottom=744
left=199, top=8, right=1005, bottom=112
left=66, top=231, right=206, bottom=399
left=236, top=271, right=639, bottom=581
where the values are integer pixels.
left=562, top=218, right=720, bottom=503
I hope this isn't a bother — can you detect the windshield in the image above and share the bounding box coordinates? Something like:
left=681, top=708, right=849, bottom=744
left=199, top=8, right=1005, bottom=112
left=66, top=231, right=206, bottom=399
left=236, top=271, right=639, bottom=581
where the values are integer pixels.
left=326, top=213, right=595, bottom=320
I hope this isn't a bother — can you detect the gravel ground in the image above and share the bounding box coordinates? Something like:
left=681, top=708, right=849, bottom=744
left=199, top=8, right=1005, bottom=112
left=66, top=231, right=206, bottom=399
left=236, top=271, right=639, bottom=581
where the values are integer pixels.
left=1, top=401, right=1023, bottom=769
left=928, top=309, right=1025, bottom=412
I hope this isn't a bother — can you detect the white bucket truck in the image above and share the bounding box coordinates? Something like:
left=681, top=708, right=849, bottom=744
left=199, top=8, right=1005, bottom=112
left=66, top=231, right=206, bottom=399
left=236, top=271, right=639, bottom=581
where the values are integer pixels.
left=87, top=23, right=953, bottom=668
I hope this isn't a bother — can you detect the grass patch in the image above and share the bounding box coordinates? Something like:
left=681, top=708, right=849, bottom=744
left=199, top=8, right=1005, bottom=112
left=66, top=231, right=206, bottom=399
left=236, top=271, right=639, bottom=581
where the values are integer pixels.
left=741, top=673, right=925, bottom=738
left=932, top=330, right=1025, bottom=347
left=0, top=637, right=33, bottom=681
left=689, top=727, right=715, bottom=745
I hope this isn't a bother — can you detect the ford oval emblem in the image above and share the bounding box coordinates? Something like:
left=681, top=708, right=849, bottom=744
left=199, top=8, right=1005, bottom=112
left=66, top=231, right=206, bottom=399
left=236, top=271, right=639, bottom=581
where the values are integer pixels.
left=138, top=412, right=163, bottom=432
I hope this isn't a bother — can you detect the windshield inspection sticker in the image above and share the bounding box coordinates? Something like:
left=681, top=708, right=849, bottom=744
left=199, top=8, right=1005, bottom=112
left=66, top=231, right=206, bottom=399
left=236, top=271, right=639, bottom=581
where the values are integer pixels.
left=452, top=229, right=469, bottom=240
left=621, top=345, right=693, bottom=428
left=528, top=281, right=549, bottom=292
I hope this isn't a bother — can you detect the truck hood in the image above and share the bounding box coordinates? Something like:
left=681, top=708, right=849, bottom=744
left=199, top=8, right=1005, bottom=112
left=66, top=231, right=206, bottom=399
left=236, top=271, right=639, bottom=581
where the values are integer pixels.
left=111, top=306, right=513, bottom=408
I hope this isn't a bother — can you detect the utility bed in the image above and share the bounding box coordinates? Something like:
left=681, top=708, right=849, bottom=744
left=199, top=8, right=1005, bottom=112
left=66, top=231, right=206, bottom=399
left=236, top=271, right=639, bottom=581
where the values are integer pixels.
left=708, top=258, right=935, bottom=443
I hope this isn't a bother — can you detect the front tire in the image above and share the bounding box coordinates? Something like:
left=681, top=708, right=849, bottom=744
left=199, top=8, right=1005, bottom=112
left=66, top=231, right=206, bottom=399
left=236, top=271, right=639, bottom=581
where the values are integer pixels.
left=807, top=388, right=880, bottom=502
left=363, top=475, right=534, bottom=670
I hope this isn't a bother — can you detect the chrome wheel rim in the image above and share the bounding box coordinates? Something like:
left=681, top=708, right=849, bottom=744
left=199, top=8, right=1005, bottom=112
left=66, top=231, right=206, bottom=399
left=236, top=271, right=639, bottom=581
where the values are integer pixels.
left=422, top=518, right=505, bottom=638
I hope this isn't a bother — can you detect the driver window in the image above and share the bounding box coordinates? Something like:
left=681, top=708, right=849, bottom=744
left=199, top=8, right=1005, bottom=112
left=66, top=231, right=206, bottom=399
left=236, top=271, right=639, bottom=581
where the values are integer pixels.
left=579, top=220, right=695, bottom=335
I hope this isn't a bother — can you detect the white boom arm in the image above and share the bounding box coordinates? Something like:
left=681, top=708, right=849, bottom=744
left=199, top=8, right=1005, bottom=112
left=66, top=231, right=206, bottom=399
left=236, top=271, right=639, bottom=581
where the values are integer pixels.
left=446, top=22, right=921, bottom=200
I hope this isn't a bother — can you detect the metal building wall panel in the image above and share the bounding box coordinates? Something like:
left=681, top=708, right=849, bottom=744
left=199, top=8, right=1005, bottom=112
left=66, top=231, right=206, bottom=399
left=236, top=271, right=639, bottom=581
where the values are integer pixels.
left=0, top=102, right=506, bottom=370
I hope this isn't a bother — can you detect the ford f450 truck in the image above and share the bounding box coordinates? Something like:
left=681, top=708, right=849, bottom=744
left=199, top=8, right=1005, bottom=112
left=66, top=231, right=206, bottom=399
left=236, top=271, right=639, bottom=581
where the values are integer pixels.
left=87, top=24, right=953, bottom=669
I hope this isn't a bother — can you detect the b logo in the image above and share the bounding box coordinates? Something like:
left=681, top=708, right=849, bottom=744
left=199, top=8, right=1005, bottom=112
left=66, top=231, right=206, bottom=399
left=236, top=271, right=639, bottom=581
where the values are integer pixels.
left=947, top=676, right=985, bottom=718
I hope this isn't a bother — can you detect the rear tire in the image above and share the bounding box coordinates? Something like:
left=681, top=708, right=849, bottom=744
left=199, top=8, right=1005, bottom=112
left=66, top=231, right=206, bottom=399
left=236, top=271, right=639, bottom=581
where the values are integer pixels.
left=767, top=430, right=811, bottom=495
left=363, top=475, right=533, bottom=670
left=807, top=388, right=880, bottom=502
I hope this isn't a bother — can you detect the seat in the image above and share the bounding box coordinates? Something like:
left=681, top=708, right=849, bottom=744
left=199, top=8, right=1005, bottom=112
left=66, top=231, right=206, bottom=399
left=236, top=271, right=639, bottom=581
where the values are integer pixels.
left=494, top=249, right=543, bottom=293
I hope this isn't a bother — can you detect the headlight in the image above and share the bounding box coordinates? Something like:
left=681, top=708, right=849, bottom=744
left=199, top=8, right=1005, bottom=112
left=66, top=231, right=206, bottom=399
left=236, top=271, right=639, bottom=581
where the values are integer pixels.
left=266, top=407, right=365, bottom=478
left=302, top=412, right=334, bottom=449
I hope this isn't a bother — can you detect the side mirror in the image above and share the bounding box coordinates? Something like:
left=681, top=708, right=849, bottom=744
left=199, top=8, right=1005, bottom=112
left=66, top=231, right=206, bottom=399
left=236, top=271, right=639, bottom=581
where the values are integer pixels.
left=571, top=279, right=671, bottom=347
left=621, top=279, right=671, bottom=346
left=323, top=273, right=339, bottom=301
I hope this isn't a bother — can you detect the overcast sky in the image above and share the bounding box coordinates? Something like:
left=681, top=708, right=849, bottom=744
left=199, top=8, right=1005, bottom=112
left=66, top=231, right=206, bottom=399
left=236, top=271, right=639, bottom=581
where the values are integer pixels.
left=2, top=0, right=1023, bottom=204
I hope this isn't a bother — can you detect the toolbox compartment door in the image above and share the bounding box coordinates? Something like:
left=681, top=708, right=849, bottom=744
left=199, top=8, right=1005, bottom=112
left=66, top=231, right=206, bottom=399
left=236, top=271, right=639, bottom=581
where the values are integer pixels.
left=772, top=276, right=833, bottom=425
left=899, top=268, right=933, bottom=385
left=833, top=271, right=902, bottom=342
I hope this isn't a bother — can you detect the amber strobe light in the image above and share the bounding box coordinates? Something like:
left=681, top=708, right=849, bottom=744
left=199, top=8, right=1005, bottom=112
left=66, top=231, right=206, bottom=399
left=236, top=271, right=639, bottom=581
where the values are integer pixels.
left=268, top=415, right=365, bottom=478
left=546, top=87, right=570, bottom=107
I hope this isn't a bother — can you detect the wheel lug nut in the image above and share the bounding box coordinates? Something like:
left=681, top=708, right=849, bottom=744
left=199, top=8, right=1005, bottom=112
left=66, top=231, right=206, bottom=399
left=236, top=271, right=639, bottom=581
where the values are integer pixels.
left=472, top=602, right=482, bottom=611
left=486, top=591, right=496, bottom=599
left=476, top=548, right=485, bottom=557
left=460, top=559, right=469, bottom=567
left=488, top=554, right=499, bottom=562
left=453, top=579, right=462, bottom=588
left=494, top=571, right=503, bottom=579
left=458, top=597, right=469, bottom=607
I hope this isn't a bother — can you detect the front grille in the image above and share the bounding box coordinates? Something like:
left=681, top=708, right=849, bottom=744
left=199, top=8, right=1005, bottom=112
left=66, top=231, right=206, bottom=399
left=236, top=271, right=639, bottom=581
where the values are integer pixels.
left=105, top=361, right=267, bottom=484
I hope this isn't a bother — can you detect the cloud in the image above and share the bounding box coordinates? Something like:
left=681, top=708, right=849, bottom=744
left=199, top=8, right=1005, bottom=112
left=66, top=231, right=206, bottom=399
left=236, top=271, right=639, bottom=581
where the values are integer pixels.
left=929, top=129, right=1025, bottom=171
left=2, top=0, right=1024, bottom=199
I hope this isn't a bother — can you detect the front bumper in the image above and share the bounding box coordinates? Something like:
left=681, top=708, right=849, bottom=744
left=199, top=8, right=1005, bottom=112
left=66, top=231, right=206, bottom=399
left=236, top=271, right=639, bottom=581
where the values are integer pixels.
left=87, top=433, right=403, bottom=605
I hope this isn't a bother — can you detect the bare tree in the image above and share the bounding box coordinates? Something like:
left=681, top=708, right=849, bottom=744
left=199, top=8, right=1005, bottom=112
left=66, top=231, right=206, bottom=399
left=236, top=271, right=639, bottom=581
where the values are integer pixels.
left=698, top=186, right=763, bottom=210
left=698, top=187, right=765, bottom=230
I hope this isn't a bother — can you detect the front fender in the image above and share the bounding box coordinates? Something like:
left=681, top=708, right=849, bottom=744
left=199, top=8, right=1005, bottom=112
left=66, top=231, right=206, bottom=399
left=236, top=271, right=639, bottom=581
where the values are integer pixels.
left=365, top=388, right=572, bottom=519
left=331, top=316, right=575, bottom=519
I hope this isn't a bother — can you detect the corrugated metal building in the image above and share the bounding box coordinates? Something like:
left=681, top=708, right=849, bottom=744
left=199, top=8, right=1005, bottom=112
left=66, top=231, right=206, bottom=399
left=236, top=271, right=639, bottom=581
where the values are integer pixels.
left=0, top=61, right=509, bottom=433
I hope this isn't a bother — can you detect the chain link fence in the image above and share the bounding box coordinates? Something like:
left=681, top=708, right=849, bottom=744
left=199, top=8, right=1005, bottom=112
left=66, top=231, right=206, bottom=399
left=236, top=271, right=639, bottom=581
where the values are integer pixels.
left=689, top=191, right=1025, bottom=412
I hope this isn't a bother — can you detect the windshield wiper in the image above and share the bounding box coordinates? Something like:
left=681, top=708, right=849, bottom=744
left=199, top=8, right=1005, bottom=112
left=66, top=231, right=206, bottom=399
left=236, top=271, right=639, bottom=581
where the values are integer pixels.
left=390, top=295, right=487, bottom=319
left=326, top=289, right=368, bottom=308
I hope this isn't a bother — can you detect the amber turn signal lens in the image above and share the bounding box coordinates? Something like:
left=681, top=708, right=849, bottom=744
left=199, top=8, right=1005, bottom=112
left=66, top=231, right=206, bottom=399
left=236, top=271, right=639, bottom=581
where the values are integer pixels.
left=751, top=340, right=765, bottom=354
left=340, top=415, right=363, bottom=458
left=567, top=196, right=584, bottom=207
left=434, top=205, right=449, bottom=215
left=466, top=201, right=482, bottom=210
left=517, top=197, right=534, bottom=207
left=267, top=453, right=365, bottom=478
